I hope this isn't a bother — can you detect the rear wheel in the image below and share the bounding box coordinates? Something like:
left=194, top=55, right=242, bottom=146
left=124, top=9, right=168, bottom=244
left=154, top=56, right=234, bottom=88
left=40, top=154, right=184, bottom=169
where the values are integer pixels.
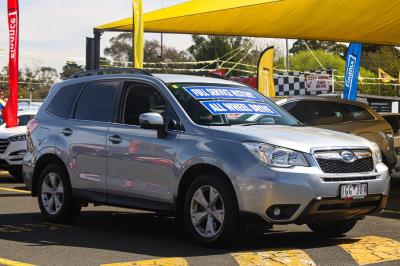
left=307, top=219, right=358, bottom=237
left=184, top=174, right=239, bottom=246
left=37, top=164, right=81, bottom=223
left=8, top=166, right=23, bottom=181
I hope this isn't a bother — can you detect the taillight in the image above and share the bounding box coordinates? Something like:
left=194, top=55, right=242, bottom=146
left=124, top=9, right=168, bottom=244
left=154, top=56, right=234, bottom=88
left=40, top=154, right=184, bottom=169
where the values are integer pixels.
left=27, top=118, right=40, bottom=135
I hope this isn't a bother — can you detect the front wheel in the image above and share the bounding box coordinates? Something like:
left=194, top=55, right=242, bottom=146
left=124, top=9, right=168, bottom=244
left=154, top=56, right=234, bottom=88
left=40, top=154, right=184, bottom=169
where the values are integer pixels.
left=184, top=174, right=239, bottom=246
left=307, top=219, right=358, bottom=237
left=37, top=164, right=81, bottom=223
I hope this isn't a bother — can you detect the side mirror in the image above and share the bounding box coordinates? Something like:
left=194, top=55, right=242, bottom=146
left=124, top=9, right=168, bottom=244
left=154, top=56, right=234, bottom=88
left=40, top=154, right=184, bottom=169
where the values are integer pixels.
left=139, top=112, right=167, bottom=138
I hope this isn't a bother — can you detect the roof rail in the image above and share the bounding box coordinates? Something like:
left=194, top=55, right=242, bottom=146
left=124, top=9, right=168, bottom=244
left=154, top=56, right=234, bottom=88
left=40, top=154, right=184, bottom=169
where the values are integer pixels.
left=69, top=68, right=153, bottom=79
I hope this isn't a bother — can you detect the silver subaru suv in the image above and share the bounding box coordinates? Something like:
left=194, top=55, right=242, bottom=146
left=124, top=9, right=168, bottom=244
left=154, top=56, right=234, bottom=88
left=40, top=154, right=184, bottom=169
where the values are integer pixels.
left=23, top=69, right=389, bottom=246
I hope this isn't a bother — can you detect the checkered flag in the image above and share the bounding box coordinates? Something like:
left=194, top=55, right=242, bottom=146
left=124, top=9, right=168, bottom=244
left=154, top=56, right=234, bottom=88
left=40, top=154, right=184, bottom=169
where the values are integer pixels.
left=274, top=70, right=334, bottom=96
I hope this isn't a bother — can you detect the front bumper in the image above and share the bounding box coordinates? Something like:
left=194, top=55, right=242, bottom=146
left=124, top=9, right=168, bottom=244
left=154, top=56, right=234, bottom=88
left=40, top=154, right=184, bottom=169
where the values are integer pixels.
left=0, top=140, right=27, bottom=169
left=235, top=162, right=390, bottom=224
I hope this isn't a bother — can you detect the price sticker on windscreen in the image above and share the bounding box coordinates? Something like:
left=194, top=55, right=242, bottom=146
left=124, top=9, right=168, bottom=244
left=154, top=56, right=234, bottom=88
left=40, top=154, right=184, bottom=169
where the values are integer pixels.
left=184, top=86, right=260, bottom=101
left=201, top=100, right=281, bottom=116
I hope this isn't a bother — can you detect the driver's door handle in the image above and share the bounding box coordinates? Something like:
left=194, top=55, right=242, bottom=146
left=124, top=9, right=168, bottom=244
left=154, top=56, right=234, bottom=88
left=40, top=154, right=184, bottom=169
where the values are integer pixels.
left=108, top=135, right=122, bottom=144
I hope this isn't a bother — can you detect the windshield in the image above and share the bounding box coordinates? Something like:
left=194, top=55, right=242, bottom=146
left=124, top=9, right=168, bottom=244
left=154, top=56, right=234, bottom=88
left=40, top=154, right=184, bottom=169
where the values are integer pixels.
left=167, top=83, right=300, bottom=126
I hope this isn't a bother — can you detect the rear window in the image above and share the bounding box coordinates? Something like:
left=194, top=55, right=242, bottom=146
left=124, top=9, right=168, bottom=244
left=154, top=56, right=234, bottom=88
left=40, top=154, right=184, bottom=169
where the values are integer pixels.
left=47, top=83, right=82, bottom=118
left=382, top=115, right=400, bottom=134
left=73, top=81, right=120, bottom=123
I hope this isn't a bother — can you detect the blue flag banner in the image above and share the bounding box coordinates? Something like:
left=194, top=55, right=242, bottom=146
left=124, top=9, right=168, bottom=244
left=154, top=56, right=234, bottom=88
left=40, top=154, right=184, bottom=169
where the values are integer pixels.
left=343, top=43, right=363, bottom=101
left=185, top=86, right=260, bottom=101
left=201, top=100, right=281, bottom=116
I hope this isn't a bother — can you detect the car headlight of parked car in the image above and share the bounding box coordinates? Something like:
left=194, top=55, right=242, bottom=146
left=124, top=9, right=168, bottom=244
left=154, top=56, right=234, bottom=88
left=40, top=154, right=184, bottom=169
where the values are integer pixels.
left=243, top=142, right=309, bottom=168
left=9, top=134, right=26, bottom=142
left=370, top=142, right=382, bottom=164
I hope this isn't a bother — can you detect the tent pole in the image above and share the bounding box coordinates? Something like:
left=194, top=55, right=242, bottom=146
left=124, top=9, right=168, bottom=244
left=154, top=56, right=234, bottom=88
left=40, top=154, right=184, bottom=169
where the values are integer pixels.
left=93, top=29, right=102, bottom=69
left=160, top=0, right=164, bottom=61
left=285, top=39, right=290, bottom=70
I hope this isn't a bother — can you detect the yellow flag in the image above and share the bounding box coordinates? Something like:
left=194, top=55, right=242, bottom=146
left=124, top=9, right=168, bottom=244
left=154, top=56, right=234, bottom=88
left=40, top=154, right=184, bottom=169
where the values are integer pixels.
left=257, top=47, right=275, bottom=97
left=133, top=0, right=144, bottom=69
left=378, top=68, right=394, bottom=83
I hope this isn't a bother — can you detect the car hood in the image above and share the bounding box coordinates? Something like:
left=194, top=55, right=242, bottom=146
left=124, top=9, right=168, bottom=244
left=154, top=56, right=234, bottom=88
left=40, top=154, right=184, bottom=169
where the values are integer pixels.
left=0, top=126, right=26, bottom=138
left=209, top=125, right=373, bottom=154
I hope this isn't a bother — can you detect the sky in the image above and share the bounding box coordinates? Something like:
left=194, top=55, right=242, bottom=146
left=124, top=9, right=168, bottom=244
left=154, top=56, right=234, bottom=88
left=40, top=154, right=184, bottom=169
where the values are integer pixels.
left=0, top=0, right=198, bottom=71
left=0, top=0, right=292, bottom=72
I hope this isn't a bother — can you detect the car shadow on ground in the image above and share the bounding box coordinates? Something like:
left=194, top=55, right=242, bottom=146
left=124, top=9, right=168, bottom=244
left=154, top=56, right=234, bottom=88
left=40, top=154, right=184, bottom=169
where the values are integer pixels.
left=1, top=175, right=397, bottom=257
left=0, top=175, right=21, bottom=184
left=0, top=209, right=360, bottom=258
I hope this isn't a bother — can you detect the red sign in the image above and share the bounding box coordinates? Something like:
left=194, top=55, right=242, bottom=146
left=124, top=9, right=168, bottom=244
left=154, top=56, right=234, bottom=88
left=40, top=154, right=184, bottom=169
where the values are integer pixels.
left=3, top=0, right=19, bottom=128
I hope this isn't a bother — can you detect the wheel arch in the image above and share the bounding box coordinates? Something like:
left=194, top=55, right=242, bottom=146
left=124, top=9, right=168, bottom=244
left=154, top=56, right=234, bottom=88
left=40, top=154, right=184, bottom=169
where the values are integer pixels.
left=176, top=163, right=239, bottom=216
left=31, top=153, right=69, bottom=196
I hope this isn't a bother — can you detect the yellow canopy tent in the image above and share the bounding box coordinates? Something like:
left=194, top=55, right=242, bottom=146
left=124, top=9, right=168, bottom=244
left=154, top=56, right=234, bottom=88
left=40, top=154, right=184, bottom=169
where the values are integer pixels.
left=96, top=0, right=400, bottom=45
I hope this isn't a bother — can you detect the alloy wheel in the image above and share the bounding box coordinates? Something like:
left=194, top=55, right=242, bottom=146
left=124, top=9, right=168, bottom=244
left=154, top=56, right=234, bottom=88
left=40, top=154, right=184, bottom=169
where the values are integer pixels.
left=190, top=185, right=225, bottom=238
left=41, top=172, right=64, bottom=215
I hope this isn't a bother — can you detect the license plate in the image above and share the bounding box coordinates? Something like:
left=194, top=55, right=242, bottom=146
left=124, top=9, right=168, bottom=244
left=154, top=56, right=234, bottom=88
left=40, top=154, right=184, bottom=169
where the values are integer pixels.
left=340, top=183, right=368, bottom=199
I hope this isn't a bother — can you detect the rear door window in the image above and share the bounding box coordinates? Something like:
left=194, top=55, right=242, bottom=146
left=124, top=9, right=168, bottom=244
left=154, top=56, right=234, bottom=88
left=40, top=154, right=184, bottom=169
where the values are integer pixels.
left=47, top=83, right=82, bottom=118
left=342, top=104, right=375, bottom=122
left=74, top=81, right=120, bottom=123
left=312, top=101, right=344, bottom=126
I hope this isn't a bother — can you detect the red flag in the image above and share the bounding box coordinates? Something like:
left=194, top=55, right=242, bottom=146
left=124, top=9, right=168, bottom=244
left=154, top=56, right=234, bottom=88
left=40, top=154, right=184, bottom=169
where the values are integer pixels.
left=3, top=0, right=19, bottom=128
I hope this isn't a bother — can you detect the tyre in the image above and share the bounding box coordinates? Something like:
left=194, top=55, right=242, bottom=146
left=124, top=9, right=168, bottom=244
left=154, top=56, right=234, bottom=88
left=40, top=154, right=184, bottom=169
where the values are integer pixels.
left=183, top=174, right=239, bottom=246
left=307, top=219, right=358, bottom=237
left=8, top=167, right=23, bottom=181
left=37, top=164, right=81, bottom=223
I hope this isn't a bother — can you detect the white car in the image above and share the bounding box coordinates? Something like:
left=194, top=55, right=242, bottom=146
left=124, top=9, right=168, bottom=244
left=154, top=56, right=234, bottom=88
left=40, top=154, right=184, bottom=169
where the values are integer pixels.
left=0, top=110, right=37, bottom=179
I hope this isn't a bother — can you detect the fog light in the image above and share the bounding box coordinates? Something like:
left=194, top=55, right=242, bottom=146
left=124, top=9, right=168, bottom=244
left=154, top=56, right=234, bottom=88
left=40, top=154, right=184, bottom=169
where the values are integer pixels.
left=266, top=204, right=300, bottom=220
left=273, top=207, right=281, bottom=217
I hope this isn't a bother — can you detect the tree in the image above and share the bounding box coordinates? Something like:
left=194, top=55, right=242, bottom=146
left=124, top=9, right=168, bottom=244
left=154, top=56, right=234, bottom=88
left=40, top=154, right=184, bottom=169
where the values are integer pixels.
left=361, top=45, right=400, bottom=77
left=290, top=40, right=348, bottom=57
left=103, top=33, right=192, bottom=65
left=187, top=35, right=258, bottom=76
left=60, top=61, right=84, bottom=80
left=0, top=65, right=59, bottom=99
left=104, top=33, right=133, bottom=65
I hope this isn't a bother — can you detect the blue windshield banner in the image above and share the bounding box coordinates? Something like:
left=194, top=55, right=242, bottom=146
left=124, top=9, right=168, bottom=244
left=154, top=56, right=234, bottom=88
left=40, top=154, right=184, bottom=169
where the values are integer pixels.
left=184, top=86, right=260, bottom=101
left=201, top=100, right=280, bottom=116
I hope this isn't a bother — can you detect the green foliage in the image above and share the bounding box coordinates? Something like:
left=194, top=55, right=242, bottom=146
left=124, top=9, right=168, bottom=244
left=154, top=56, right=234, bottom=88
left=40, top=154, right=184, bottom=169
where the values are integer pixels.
left=275, top=50, right=396, bottom=96
left=188, top=35, right=259, bottom=76
left=60, top=61, right=84, bottom=80
left=103, top=33, right=191, bottom=66
left=290, top=40, right=347, bottom=57
left=361, top=45, right=400, bottom=77
left=0, top=65, right=59, bottom=99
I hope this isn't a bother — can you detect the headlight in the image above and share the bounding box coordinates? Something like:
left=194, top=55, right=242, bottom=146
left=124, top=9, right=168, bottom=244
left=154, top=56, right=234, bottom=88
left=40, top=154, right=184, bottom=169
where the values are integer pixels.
left=243, top=142, right=309, bottom=168
left=370, top=142, right=382, bottom=164
left=9, top=134, right=26, bottom=142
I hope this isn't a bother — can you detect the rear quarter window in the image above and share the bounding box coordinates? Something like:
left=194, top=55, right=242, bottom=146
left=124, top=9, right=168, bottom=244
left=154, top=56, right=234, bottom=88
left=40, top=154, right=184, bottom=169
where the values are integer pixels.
left=47, top=83, right=83, bottom=118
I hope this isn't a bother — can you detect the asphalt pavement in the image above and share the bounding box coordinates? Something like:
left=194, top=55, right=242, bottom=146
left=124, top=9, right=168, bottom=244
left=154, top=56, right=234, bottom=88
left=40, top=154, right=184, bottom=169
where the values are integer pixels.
left=0, top=172, right=399, bottom=266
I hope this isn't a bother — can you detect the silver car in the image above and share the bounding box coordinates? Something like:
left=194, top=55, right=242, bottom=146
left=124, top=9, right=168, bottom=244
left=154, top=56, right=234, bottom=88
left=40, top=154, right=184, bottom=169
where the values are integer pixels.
left=23, top=70, right=389, bottom=246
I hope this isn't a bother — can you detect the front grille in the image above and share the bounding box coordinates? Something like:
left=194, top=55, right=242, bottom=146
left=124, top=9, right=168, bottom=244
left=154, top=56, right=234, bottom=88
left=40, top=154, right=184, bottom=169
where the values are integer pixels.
left=317, top=157, right=374, bottom=173
left=322, top=176, right=377, bottom=182
left=0, top=139, right=10, bottom=154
